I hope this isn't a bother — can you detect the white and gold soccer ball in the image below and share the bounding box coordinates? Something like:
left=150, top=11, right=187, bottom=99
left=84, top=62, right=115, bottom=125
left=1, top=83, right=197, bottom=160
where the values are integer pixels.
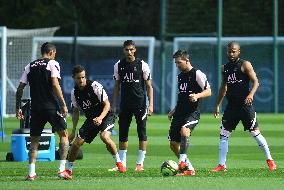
left=160, top=160, right=179, bottom=176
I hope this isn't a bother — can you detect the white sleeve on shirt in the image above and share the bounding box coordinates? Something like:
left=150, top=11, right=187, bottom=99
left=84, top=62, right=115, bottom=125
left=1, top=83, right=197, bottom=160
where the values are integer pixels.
left=19, top=64, right=30, bottom=84
left=113, top=61, right=120, bottom=80
left=196, top=70, right=210, bottom=90
left=71, top=89, right=79, bottom=108
left=141, top=60, right=151, bottom=80
left=92, top=81, right=108, bottom=102
left=47, top=60, right=61, bottom=79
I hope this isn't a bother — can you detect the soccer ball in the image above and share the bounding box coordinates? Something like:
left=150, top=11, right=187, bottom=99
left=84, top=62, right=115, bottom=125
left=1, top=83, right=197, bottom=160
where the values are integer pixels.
left=160, top=160, right=179, bottom=176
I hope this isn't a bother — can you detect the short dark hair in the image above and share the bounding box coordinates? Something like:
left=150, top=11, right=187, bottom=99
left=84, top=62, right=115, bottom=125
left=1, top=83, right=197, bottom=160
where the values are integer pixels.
left=72, top=65, right=85, bottom=77
left=123, top=40, right=135, bottom=48
left=173, top=49, right=189, bottom=60
left=227, top=41, right=240, bottom=48
left=41, top=42, right=56, bottom=55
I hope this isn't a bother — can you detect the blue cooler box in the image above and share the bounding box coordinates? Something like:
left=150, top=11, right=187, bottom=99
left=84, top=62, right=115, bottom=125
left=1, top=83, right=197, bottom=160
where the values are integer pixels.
left=11, top=129, right=55, bottom=162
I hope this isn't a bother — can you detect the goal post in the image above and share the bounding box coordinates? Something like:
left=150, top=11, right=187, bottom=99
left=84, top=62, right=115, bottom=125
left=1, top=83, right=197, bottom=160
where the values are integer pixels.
left=0, top=26, right=59, bottom=116
left=0, top=27, right=7, bottom=118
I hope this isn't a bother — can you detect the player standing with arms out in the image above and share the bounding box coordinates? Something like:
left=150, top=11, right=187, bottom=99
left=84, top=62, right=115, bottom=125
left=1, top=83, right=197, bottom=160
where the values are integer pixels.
left=112, top=40, right=153, bottom=172
left=168, top=49, right=211, bottom=176
left=16, top=42, right=71, bottom=180
left=212, top=41, right=276, bottom=172
left=62, top=65, right=125, bottom=179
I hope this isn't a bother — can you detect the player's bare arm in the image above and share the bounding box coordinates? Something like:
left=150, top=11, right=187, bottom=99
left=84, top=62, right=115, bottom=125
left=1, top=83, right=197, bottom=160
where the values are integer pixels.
left=168, top=108, right=175, bottom=121
left=242, top=61, right=259, bottom=106
left=145, top=79, right=154, bottom=115
left=15, top=82, right=26, bottom=119
left=214, top=81, right=227, bottom=118
left=190, top=69, right=211, bottom=102
left=214, top=66, right=227, bottom=118
left=70, top=107, right=80, bottom=143
left=93, top=99, right=110, bottom=126
left=51, top=77, right=68, bottom=117
left=189, top=87, right=211, bottom=102
left=112, top=80, right=120, bottom=113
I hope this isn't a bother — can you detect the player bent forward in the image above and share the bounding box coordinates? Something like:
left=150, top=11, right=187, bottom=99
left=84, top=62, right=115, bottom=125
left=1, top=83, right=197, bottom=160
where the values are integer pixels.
left=60, top=65, right=126, bottom=179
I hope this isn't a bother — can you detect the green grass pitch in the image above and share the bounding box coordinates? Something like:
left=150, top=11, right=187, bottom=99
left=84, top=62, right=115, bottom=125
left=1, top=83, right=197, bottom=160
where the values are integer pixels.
left=0, top=114, right=283, bottom=190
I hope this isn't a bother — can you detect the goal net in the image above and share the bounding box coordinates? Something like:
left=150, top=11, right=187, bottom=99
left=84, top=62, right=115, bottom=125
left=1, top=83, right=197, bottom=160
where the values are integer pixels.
left=172, top=37, right=284, bottom=112
left=0, top=26, right=59, bottom=116
left=32, top=36, right=156, bottom=112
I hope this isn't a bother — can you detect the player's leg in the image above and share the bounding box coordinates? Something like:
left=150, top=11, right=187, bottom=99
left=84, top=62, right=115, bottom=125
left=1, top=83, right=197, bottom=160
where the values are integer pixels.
left=168, top=116, right=182, bottom=160
left=169, top=140, right=190, bottom=166
left=26, top=111, right=46, bottom=180
left=26, top=136, right=40, bottom=180
left=65, top=119, right=99, bottom=178
left=242, top=105, right=276, bottom=171
left=249, top=128, right=276, bottom=171
left=66, top=136, right=85, bottom=174
left=118, top=110, right=132, bottom=168
left=100, top=131, right=126, bottom=173
left=100, top=112, right=126, bottom=173
left=212, top=126, right=231, bottom=172
left=169, top=141, right=180, bottom=157
left=212, top=107, right=237, bottom=172
left=168, top=116, right=194, bottom=176
left=177, top=112, right=200, bottom=176
left=48, top=110, right=70, bottom=179
left=66, top=119, right=98, bottom=177
left=57, top=129, right=69, bottom=173
left=135, top=108, right=148, bottom=172
left=100, top=131, right=119, bottom=159
left=135, top=141, right=147, bottom=172
left=168, top=118, right=181, bottom=158
left=119, top=142, right=128, bottom=167
left=179, top=127, right=192, bottom=169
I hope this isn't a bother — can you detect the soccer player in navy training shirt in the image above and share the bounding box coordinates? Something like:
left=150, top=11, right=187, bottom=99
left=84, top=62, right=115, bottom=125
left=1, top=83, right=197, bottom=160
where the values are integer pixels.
left=168, top=49, right=211, bottom=176
left=63, top=65, right=126, bottom=179
left=111, top=40, right=154, bottom=172
left=16, top=42, right=71, bottom=180
left=212, top=41, right=276, bottom=172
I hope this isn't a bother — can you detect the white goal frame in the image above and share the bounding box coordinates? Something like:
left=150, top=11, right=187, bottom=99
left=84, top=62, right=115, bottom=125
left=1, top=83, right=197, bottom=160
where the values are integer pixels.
left=0, top=27, right=7, bottom=117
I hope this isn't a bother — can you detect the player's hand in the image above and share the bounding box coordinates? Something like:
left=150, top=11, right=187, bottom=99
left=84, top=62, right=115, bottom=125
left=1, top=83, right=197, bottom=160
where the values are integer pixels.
left=68, top=131, right=75, bottom=143
left=148, top=105, right=153, bottom=116
left=214, top=106, right=219, bottom=118
left=93, top=117, right=102, bottom=126
left=111, top=106, right=116, bottom=114
left=62, top=105, right=68, bottom=118
left=167, top=110, right=174, bottom=121
left=110, top=108, right=117, bottom=120
left=16, top=108, right=24, bottom=120
left=189, top=94, right=198, bottom=102
left=244, top=94, right=253, bottom=106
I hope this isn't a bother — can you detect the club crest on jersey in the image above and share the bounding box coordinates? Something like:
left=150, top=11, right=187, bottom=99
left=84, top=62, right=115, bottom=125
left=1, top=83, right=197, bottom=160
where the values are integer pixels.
left=227, top=73, right=242, bottom=84
left=82, top=100, right=92, bottom=110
